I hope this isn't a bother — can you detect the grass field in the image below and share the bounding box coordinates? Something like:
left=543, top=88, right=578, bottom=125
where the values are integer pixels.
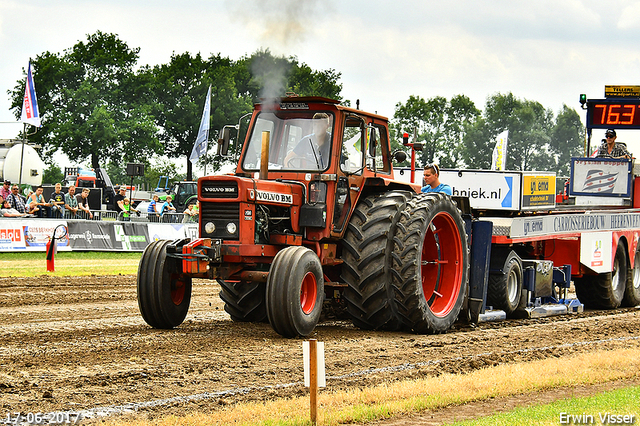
left=0, top=251, right=142, bottom=276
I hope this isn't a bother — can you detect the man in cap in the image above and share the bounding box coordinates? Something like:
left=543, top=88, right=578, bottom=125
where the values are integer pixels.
left=114, top=186, right=127, bottom=213
left=0, top=180, right=10, bottom=199
left=596, top=129, right=632, bottom=159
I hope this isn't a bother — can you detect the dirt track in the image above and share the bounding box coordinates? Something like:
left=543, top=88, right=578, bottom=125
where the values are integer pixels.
left=0, top=275, right=639, bottom=424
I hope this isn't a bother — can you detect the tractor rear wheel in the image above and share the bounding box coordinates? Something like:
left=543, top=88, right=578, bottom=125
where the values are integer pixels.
left=575, top=240, right=627, bottom=309
left=219, top=280, right=267, bottom=322
left=623, top=249, right=640, bottom=307
left=487, top=250, right=525, bottom=316
left=137, top=240, right=192, bottom=328
left=341, top=191, right=413, bottom=330
left=391, top=193, right=468, bottom=333
left=266, top=246, right=324, bottom=337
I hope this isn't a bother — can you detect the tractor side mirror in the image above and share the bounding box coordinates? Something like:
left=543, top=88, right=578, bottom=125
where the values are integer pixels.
left=217, top=127, right=232, bottom=156
left=368, top=127, right=378, bottom=157
left=392, top=150, right=407, bottom=163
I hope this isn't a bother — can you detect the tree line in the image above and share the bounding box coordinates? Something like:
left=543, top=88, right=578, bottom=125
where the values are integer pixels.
left=8, top=31, right=584, bottom=186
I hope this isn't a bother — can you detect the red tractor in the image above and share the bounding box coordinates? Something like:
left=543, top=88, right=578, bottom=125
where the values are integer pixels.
left=137, top=96, right=470, bottom=337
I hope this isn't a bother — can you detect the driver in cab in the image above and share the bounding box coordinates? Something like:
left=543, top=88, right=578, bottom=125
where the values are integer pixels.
left=284, top=113, right=331, bottom=169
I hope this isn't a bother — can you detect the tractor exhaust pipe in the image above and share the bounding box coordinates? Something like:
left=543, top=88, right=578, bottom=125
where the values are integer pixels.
left=260, top=131, right=270, bottom=180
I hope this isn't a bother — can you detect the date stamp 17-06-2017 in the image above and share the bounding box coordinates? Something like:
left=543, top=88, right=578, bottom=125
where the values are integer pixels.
left=1, top=412, right=82, bottom=425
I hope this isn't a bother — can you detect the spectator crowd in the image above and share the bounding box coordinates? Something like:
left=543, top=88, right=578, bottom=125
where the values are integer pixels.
left=0, top=180, right=198, bottom=223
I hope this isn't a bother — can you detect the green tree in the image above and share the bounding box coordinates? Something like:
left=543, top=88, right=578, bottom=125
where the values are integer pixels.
left=151, top=52, right=252, bottom=180
left=392, top=95, right=479, bottom=168
left=461, top=93, right=583, bottom=175
left=551, top=105, right=585, bottom=176
left=9, top=31, right=162, bottom=169
left=42, top=164, right=64, bottom=185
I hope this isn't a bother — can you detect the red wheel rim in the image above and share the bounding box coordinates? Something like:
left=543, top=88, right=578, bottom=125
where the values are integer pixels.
left=420, top=211, right=463, bottom=317
left=300, top=271, right=318, bottom=315
left=171, top=275, right=186, bottom=305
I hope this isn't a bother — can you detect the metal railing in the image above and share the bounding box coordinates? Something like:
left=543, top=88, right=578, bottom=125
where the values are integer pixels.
left=1, top=209, right=198, bottom=223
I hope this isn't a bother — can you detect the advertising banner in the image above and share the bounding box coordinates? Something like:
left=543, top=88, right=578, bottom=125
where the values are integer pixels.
left=570, top=158, right=632, bottom=197
left=0, top=222, right=26, bottom=251
left=113, top=223, right=150, bottom=251
left=0, top=220, right=192, bottom=252
left=148, top=223, right=188, bottom=242
left=23, top=220, right=71, bottom=250
left=521, top=173, right=556, bottom=209
left=68, top=221, right=115, bottom=250
left=440, top=169, right=521, bottom=211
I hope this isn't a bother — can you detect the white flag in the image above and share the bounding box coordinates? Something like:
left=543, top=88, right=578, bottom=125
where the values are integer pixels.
left=190, top=85, right=211, bottom=164
left=491, top=130, right=508, bottom=171
left=21, top=62, right=41, bottom=127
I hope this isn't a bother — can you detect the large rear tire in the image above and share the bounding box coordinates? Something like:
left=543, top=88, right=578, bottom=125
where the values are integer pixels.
left=391, top=193, right=469, bottom=333
left=623, top=249, right=640, bottom=307
left=266, top=246, right=324, bottom=337
left=575, top=240, right=627, bottom=309
left=137, top=240, right=192, bottom=328
left=488, top=250, right=524, bottom=316
left=219, top=280, right=267, bottom=322
left=341, top=191, right=413, bottom=330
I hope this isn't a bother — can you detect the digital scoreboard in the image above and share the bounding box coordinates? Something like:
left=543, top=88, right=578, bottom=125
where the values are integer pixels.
left=587, top=99, right=640, bottom=129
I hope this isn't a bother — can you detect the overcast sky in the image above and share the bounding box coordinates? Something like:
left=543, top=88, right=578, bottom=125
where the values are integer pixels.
left=2, top=0, right=640, bottom=151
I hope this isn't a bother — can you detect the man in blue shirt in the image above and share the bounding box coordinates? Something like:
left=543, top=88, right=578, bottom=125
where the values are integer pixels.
left=421, top=164, right=452, bottom=195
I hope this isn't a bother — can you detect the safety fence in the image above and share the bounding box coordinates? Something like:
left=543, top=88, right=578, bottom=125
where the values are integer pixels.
left=32, top=209, right=197, bottom=224
left=0, top=217, right=199, bottom=252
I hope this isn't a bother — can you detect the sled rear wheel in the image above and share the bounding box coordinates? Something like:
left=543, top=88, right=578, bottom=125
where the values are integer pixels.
left=623, top=249, right=640, bottom=307
left=575, top=240, right=627, bottom=309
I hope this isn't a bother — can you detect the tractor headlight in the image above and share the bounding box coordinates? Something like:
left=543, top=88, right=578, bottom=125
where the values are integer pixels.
left=205, top=222, right=216, bottom=234
left=226, top=222, right=237, bottom=234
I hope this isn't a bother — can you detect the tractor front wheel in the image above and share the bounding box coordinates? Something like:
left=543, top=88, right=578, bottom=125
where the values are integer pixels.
left=137, top=240, right=192, bottom=328
left=266, top=246, right=324, bottom=337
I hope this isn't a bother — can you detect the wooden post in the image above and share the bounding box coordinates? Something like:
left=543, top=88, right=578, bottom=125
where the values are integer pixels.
left=309, top=338, right=318, bottom=425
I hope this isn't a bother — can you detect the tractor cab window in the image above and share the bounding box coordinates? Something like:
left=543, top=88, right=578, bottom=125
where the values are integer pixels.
left=340, top=116, right=365, bottom=174
left=241, top=111, right=334, bottom=172
left=367, top=124, right=391, bottom=174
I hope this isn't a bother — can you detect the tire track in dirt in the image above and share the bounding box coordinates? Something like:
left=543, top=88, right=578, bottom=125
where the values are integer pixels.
left=0, top=275, right=637, bottom=423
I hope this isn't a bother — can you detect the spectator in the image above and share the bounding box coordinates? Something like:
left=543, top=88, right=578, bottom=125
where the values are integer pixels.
left=0, top=196, right=25, bottom=217
left=6, top=185, right=28, bottom=214
left=595, top=129, right=632, bottom=159
left=160, top=195, right=176, bottom=222
left=76, top=187, right=93, bottom=219
left=64, top=185, right=80, bottom=219
left=147, top=194, right=160, bottom=221
left=121, top=197, right=139, bottom=221
left=114, top=186, right=127, bottom=213
left=30, top=186, right=51, bottom=218
left=49, top=183, right=66, bottom=218
left=183, top=202, right=198, bottom=223
left=421, top=164, right=452, bottom=195
left=0, top=180, right=10, bottom=199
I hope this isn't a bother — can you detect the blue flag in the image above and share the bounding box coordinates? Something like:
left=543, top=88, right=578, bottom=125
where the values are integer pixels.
left=21, top=61, right=41, bottom=127
left=190, top=86, right=211, bottom=164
